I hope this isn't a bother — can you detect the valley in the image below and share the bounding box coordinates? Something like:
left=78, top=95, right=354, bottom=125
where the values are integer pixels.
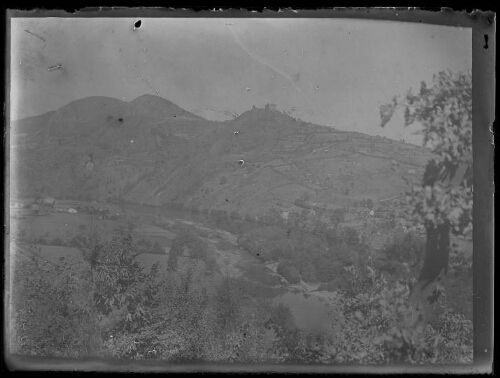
left=8, top=94, right=473, bottom=363
left=10, top=194, right=472, bottom=335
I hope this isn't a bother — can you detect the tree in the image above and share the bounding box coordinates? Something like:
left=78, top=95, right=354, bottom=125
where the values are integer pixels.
left=214, top=275, right=244, bottom=331
left=229, top=210, right=241, bottom=220
left=277, top=260, right=301, bottom=284
left=366, top=198, right=373, bottom=210
left=380, top=70, right=472, bottom=355
left=340, top=226, right=359, bottom=246
left=330, top=208, right=345, bottom=224
left=375, top=230, right=424, bottom=281
left=152, top=241, right=164, bottom=254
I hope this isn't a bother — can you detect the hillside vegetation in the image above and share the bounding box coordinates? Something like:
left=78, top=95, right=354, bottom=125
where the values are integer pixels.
left=9, top=88, right=473, bottom=365
left=12, top=97, right=432, bottom=218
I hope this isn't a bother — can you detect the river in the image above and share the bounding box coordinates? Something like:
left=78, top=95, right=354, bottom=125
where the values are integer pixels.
left=27, top=201, right=336, bottom=335
left=122, top=203, right=335, bottom=335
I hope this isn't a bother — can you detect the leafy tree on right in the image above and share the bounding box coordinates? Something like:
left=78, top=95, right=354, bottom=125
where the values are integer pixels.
left=380, top=70, right=472, bottom=354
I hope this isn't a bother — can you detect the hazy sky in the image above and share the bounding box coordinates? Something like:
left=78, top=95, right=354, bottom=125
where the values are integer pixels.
left=11, top=17, right=471, bottom=144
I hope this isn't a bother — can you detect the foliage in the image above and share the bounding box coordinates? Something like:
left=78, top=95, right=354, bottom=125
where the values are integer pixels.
left=380, top=70, right=472, bottom=236
left=11, top=244, right=103, bottom=357
left=214, top=275, right=244, bottom=330
left=167, top=227, right=208, bottom=272
left=340, top=226, right=359, bottom=246
left=322, top=267, right=472, bottom=364
left=299, top=263, right=317, bottom=283
left=317, top=278, right=349, bottom=292
left=229, top=210, right=241, bottom=220
left=330, top=208, right=346, bottom=224
left=11, top=202, right=473, bottom=365
left=277, top=260, right=301, bottom=284
left=314, top=257, right=345, bottom=283
left=375, top=230, right=424, bottom=281
left=90, top=236, right=146, bottom=331
left=363, top=198, right=372, bottom=210
left=11, top=234, right=281, bottom=362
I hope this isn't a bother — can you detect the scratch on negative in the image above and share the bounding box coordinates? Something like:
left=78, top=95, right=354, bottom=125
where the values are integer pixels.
left=24, top=29, right=46, bottom=42
left=227, top=26, right=314, bottom=110
left=47, top=64, right=63, bottom=71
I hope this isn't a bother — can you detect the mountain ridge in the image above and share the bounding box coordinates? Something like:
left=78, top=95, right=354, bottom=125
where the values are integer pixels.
left=11, top=95, right=434, bottom=218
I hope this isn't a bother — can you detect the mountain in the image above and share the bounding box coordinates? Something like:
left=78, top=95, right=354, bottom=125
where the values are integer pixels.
left=11, top=96, right=434, bottom=216
left=169, top=104, right=433, bottom=216
left=128, top=94, right=205, bottom=121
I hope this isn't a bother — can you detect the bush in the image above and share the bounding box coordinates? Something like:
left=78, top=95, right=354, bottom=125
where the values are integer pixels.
left=375, top=230, right=424, bottom=281
left=317, top=278, right=346, bottom=292
left=366, top=198, right=374, bottom=210
left=322, top=268, right=472, bottom=364
left=314, top=258, right=345, bottom=283
left=277, top=260, right=301, bottom=284
left=331, top=208, right=346, bottom=223
left=300, top=263, right=317, bottom=283
left=12, top=236, right=285, bottom=362
left=151, top=241, right=164, bottom=254
left=11, top=237, right=154, bottom=358
left=229, top=211, right=240, bottom=220
left=335, top=241, right=352, bottom=264
left=214, top=275, right=244, bottom=330
left=51, top=237, right=65, bottom=246
left=340, top=226, right=359, bottom=246
left=167, top=249, right=178, bottom=271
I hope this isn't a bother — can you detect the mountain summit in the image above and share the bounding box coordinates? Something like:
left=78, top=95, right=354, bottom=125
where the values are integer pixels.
left=12, top=95, right=432, bottom=213
left=128, top=94, right=204, bottom=120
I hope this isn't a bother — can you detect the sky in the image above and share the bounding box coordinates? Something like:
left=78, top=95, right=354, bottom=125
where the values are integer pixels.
left=10, top=17, right=472, bottom=145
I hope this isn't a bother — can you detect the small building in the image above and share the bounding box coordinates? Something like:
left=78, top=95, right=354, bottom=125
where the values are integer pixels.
left=281, top=211, right=289, bottom=220
left=369, top=209, right=375, bottom=217
left=68, top=208, right=77, bottom=214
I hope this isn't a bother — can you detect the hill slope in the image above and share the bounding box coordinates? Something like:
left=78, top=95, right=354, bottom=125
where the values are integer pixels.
left=11, top=97, right=433, bottom=216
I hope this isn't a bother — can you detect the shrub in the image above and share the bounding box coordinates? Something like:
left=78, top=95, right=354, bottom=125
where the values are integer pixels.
left=152, top=241, right=164, bottom=254
left=51, top=237, right=65, bottom=246
left=300, top=263, right=317, bottom=283
left=331, top=208, right=346, bottom=223
left=277, top=260, right=301, bottom=284
left=375, top=230, right=424, bottom=282
left=314, top=257, right=345, bottom=283
left=366, top=198, right=374, bottom=210
left=344, top=227, right=360, bottom=246
left=317, top=278, right=346, bottom=292
left=229, top=211, right=240, bottom=220
left=319, top=267, right=472, bottom=364
left=214, top=275, right=244, bottom=331
left=335, top=241, right=352, bottom=264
